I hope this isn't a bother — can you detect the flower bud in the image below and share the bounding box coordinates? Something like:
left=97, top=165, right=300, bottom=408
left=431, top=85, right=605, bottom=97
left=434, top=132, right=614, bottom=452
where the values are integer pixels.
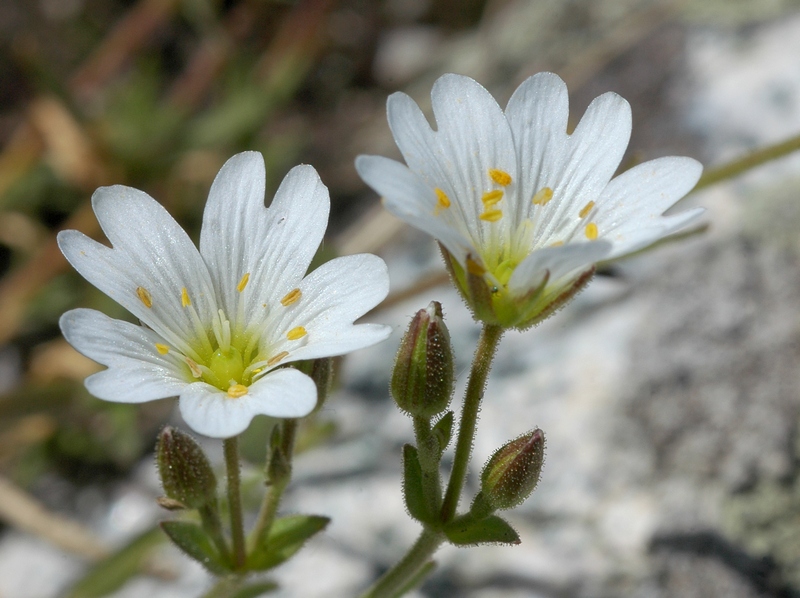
left=391, top=301, right=454, bottom=418
left=481, top=428, right=545, bottom=510
left=156, top=426, right=218, bottom=510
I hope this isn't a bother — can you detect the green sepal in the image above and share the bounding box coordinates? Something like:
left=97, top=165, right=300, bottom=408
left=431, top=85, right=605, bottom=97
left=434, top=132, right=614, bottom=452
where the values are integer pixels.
left=160, top=521, right=231, bottom=575
left=443, top=514, right=520, bottom=546
left=247, top=515, right=330, bottom=571
left=432, top=411, right=454, bottom=456
left=402, top=444, right=436, bottom=525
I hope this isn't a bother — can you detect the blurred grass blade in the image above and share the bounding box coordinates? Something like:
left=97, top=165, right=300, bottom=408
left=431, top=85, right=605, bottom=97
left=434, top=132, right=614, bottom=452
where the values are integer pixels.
left=64, top=528, right=165, bottom=598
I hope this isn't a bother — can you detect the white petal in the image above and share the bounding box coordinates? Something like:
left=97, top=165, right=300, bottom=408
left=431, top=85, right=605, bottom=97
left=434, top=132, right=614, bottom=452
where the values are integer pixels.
left=355, top=155, right=475, bottom=264
left=199, top=151, right=269, bottom=317
left=200, top=158, right=330, bottom=333
left=265, top=253, right=392, bottom=362
left=60, top=308, right=188, bottom=403
left=531, top=91, right=632, bottom=242
left=388, top=75, right=518, bottom=244
left=596, top=156, right=704, bottom=259
left=508, top=241, right=612, bottom=296
left=178, top=369, right=317, bottom=438
left=505, top=72, right=569, bottom=224
left=58, top=186, right=217, bottom=358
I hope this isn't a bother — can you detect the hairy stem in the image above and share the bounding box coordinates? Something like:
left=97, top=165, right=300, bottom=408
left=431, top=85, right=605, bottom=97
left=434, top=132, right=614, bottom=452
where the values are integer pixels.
left=250, top=419, right=297, bottom=550
left=358, top=528, right=444, bottom=598
left=223, top=437, right=246, bottom=570
left=441, top=323, right=503, bottom=522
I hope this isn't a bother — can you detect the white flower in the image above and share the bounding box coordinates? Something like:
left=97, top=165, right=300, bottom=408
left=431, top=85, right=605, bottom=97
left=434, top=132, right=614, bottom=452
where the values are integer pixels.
left=356, top=73, right=703, bottom=328
left=59, top=152, right=391, bottom=438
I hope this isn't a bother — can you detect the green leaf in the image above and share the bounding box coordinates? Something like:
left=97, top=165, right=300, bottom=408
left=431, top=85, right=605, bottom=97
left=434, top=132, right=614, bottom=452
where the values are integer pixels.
left=64, top=528, right=164, bottom=598
left=160, top=521, right=230, bottom=575
left=247, top=515, right=330, bottom=571
left=443, top=515, right=520, bottom=546
left=402, top=444, right=433, bottom=524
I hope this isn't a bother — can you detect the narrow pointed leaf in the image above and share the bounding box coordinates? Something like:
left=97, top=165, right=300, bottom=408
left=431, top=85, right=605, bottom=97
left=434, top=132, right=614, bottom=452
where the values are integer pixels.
left=247, top=515, right=330, bottom=571
left=160, top=521, right=230, bottom=575
left=443, top=515, right=520, bottom=546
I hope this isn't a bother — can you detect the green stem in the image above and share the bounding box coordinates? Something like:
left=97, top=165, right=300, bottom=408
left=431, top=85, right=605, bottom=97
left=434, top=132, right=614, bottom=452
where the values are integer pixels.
left=696, top=132, right=800, bottom=190
left=250, top=419, right=297, bottom=550
left=358, top=528, right=444, bottom=598
left=223, top=436, right=246, bottom=570
left=440, top=323, right=504, bottom=523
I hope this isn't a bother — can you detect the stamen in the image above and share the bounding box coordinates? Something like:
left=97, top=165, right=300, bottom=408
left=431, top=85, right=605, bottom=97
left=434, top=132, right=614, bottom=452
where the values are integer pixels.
left=480, top=209, right=503, bottom=222
left=286, top=326, right=307, bottom=340
left=532, top=187, right=553, bottom=206
left=280, top=288, right=302, bottom=306
left=181, top=287, right=191, bottom=307
left=466, top=256, right=486, bottom=276
left=267, top=351, right=289, bottom=366
left=550, top=240, right=564, bottom=247
left=481, top=190, right=503, bottom=208
left=585, top=222, right=599, bottom=240
left=579, top=201, right=595, bottom=219
left=186, top=357, right=202, bottom=378
left=227, top=384, right=248, bottom=398
left=136, top=287, right=152, bottom=308
left=155, top=343, right=169, bottom=355
left=488, top=169, right=512, bottom=186
left=434, top=188, right=451, bottom=209
left=237, top=273, right=250, bottom=293
left=211, top=309, right=232, bottom=352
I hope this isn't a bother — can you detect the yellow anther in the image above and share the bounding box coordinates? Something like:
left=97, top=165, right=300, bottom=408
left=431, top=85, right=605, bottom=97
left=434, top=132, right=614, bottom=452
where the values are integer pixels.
left=579, top=201, right=595, bottom=219
left=585, top=222, right=599, bottom=240
left=280, top=288, right=302, bottom=306
left=267, top=351, right=289, bottom=366
left=434, top=188, right=451, bottom=209
left=136, top=287, right=152, bottom=308
left=287, top=326, right=307, bottom=340
left=532, top=187, right=554, bottom=206
left=481, top=190, right=503, bottom=207
left=480, top=209, right=503, bottom=222
left=466, top=256, right=486, bottom=276
left=155, top=343, right=169, bottom=355
left=181, top=287, right=191, bottom=307
left=227, top=384, right=248, bottom=398
left=550, top=240, right=564, bottom=247
left=488, top=168, right=512, bottom=186
left=237, top=272, right=250, bottom=293
left=252, top=368, right=263, bottom=375
left=186, top=358, right=202, bottom=378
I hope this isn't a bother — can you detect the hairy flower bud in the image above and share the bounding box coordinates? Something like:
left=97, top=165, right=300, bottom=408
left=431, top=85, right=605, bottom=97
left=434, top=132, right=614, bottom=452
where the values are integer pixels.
left=391, top=301, right=454, bottom=418
left=481, top=428, right=545, bottom=510
left=156, top=426, right=218, bottom=509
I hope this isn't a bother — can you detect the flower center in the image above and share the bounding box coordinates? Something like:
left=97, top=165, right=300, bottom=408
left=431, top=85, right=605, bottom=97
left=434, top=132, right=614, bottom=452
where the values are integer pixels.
left=144, top=279, right=308, bottom=397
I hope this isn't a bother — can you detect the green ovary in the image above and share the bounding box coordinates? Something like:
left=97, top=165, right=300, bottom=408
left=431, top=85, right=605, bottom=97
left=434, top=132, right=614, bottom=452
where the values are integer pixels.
left=208, top=346, right=245, bottom=388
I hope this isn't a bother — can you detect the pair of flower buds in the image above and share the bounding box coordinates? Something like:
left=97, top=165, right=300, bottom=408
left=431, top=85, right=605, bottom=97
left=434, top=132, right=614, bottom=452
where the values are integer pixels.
left=59, top=73, right=703, bottom=438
